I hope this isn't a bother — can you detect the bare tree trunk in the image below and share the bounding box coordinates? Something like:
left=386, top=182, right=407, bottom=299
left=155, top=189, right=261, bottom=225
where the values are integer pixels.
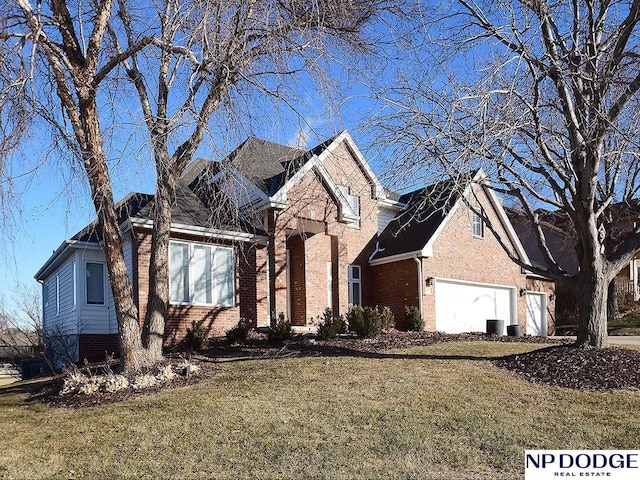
left=607, top=277, right=619, bottom=321
left=142, top=162, right=175, bottom=362
left=575, top=265, right=609, bottom=349
left=80, top=98, right=146, bottom=370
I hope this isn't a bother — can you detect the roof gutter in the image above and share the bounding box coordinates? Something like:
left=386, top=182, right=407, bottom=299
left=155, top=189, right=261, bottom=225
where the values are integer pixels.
left=129, top=218, right=268, bottom=245
left=369, top=250, right=423, bottom=266
left=34, top=240, right=102, bottom=281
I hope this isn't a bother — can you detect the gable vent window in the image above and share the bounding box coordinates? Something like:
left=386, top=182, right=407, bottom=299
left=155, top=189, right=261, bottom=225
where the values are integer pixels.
left=348, top=265, right=362, bottom=306
left=170, top=241, right=235, bottom=307
left=337, top=185, right=361, bottom=227
left=472, top=209, right=484, bottom=238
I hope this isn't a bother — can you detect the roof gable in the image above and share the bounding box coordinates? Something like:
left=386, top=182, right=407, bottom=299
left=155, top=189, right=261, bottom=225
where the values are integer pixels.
left=371, top=170, right=530, bottom=265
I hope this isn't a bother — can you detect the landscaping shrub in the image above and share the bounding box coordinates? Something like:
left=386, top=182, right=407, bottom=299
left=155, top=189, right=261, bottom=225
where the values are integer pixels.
left=269, top=313, right=293, bottom=342
left=380, top=306, right=396, bottom=330
left=346, top=305, right=365, bottom=335
left=226, top=321, right=248, bottom=345
left=348, top=306, right=382, bottom=339
left=316, top=308, right=346, bottom=340
left=185, top=319, right=208, bottom=352
left=404, top=305, right=424, bottom=331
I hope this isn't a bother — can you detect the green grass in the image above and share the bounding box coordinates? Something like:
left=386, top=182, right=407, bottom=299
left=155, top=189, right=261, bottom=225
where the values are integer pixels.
left=609, top=310, right=640, bottom=335
left=555, top=309, right=640, bottom=336
left=1, top=341, right=640, bottom=479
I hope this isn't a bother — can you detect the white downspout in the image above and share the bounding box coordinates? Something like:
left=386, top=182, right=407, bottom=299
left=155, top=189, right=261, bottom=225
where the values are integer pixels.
left=414, top=254, right=423, bottom=318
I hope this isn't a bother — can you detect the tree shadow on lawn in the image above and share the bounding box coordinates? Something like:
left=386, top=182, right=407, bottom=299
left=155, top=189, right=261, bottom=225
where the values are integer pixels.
left=208, top=337, right=640, bottom=392
left=211, top=343, right=503, bottom=363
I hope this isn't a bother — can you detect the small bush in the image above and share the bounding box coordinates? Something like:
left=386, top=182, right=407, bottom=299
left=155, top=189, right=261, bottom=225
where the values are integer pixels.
left=185, top=319, right=208, bottom=352
left=380, top=306, right=396, bottom=330
left=405, top=305, right=424, bottom=332
left=348, top=306, right=383, bottom=339
left=347, top=305, right=365, bottom=335
left=226, top=321, right=248, bottom=345
left=317, top=308, right=346, bottom=340
left=269, top=312, right=293, bottom=342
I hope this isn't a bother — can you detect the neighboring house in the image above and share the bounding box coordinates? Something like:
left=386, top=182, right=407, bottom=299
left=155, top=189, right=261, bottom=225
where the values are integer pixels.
left=0, top=328, right=39, bottom=360
left=35, top=131, right=555, bottom=365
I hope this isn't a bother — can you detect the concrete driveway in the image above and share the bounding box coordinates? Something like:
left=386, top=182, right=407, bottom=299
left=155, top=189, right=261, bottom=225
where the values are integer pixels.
left=554, top=336, right=640, bottom=346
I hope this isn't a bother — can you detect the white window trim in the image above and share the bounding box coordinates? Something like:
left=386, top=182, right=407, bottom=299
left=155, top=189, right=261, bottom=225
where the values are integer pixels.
left=55, top=273, right=60, bottom=316
left=85, top=261, right=106, bottom=306
left=348, top=265, right=362, bottom=306
left=169, top=240, right=236, bottom=307
left=71, top=261, right=77, bottom=310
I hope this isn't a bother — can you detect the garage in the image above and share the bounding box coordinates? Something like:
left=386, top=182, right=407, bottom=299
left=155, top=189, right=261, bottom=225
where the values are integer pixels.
left=435, top=279, right=515, bottom=334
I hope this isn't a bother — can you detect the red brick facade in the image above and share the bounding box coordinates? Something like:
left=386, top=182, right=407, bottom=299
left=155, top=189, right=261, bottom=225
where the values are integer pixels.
left=131, top=228, right=256, bottom=347
left=371, top=185, right=555, bottom=334
left=79, top=334, right=120, bottom=362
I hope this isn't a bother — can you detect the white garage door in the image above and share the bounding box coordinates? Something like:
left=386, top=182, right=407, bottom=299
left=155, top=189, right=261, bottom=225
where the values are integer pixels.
left=526, top=292, right=547, bottom=336
left=435, top=280, right=514, bottom=334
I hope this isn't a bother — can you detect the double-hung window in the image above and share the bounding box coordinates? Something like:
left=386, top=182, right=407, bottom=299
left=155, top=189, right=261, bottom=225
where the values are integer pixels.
left=170, top=241, right=235, bottom=307
left=348, top=265, right=362, bottom=306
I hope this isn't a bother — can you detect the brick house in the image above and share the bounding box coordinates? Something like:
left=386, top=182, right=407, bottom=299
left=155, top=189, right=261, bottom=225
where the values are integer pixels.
left=35, top=131, right=555, bottom=365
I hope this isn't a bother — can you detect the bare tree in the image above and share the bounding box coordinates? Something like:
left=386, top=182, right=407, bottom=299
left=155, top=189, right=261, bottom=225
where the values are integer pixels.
left=1, top=0, right=391, bottom=367
left=109, top=0, right=386, bottom=361
left=0, top=283, right=42, bottom=362
left=1, top=0, right=155, bottom=369
left=370, top=0, right=640, bottom=348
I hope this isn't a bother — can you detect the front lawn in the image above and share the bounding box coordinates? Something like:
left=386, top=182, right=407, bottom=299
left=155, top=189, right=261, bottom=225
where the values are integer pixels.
left=1, top=341, right=639, bottom=479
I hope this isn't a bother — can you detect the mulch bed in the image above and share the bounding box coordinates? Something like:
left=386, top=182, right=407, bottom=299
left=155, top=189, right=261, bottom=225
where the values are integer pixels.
left=29, top=358, right=221, bottom=409
left=494, top=345, right=640, bottom=392
left=17, top=331, right=640, bottom=408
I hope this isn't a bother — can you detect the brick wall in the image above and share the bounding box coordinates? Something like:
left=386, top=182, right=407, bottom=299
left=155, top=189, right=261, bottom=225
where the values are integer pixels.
left=420, top=186, right=528, bottom=330
left=79, top=334, right=120, bottom=363
left=372, top=259, right=419, bottom=330
left=132, top=228, right=246, bottom=346
left=267, top=140, right=382, bottom=324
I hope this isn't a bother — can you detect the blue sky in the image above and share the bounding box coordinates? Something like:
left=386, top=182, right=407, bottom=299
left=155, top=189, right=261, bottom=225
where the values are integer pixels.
left=0, top=84, right=380, bottom=313
left=0, top=7, right=419, bottom=314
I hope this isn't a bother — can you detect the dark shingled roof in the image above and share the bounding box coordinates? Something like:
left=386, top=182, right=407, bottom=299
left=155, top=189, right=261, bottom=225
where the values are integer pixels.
left=184, top=135, right=340, bottom=197
left=72, top=192, right=154, bottom=242
left=68, top=134, right=343, bottom=244
left=506, top=208, right=579, bottom=275
left=373, top=176, right=469, bottom=260
left=221, top=137, right=305, bottom=196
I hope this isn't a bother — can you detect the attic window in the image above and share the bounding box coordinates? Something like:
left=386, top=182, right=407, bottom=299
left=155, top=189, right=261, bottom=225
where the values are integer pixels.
left=337, top=185, right=360, bottom=227
left=472, top=209, right=484, bottom=238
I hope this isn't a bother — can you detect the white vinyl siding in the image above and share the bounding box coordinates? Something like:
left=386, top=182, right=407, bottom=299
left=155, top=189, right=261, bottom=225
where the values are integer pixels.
left=170, top=241, right=235, bottom=307
left=42, top=255, right=80, bottom=338
left=71, top=261, right=77, bottom=309
left=348, top=265, right=362, bottom=306
left=55, top=274, right=60, bottom=316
